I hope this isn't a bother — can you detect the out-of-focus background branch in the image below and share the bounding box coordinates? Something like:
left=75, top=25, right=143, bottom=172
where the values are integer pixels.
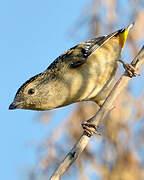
left=26, top=1, right=144, bottom=180
left=3, top=0, right=144, bottom=180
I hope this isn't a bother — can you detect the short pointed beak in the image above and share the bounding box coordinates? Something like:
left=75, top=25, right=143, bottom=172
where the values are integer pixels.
left=9, top=102, right=18, bottom=110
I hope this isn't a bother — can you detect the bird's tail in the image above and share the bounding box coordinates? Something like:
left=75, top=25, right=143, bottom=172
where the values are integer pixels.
left=117, top=22, right=134, bottom=49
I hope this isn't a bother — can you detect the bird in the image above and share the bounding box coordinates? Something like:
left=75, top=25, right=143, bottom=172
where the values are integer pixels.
left=9, top=23, right=134, bottom=111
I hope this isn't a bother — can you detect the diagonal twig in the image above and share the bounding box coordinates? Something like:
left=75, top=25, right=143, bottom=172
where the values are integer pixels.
left=49, top=46, right=144, bottom=180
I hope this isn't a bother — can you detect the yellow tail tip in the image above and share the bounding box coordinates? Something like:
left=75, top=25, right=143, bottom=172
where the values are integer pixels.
left=119, top=22, right=134, bottom=49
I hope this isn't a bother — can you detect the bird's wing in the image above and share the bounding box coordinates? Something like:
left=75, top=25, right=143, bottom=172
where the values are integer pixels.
left=82, top=30, right=121, bottom=57
left=47, top=29, right=122, bottom=70
left=82, top=36, right=106, bottom=57
left=68, top=31, right=120, bottom=68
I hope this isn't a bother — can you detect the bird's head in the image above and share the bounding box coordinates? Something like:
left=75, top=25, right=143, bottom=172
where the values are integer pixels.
left=9, top=70, right=69, bottom=111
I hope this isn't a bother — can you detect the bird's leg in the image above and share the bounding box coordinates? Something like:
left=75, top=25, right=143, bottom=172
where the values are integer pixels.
left=118, top=59, right=139, bottom=77
left=82, top=121, right=102, bottom=137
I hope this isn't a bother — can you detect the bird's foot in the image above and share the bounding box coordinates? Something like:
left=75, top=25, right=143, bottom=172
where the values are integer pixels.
left=118, top=59, right=139, bottom=77
left=82, top=121, right=102, bottom=137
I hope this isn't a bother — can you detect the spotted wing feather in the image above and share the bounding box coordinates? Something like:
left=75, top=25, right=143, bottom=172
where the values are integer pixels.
left=47, top=30, right=121, bottom=70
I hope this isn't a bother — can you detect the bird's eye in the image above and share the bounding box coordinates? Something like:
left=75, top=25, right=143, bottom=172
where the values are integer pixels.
left=28, top=88, right=35, bottom=95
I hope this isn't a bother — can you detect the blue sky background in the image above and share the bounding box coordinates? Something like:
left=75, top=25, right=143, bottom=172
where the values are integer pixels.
left=1, top=1, right=144, bottom=180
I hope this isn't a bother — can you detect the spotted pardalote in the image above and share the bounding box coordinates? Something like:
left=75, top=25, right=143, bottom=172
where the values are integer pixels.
left=9, top=23, right=134, bottom=111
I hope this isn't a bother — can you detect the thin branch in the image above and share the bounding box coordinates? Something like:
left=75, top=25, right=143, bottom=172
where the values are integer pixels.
left=49, top=46, right=144, bottom=180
